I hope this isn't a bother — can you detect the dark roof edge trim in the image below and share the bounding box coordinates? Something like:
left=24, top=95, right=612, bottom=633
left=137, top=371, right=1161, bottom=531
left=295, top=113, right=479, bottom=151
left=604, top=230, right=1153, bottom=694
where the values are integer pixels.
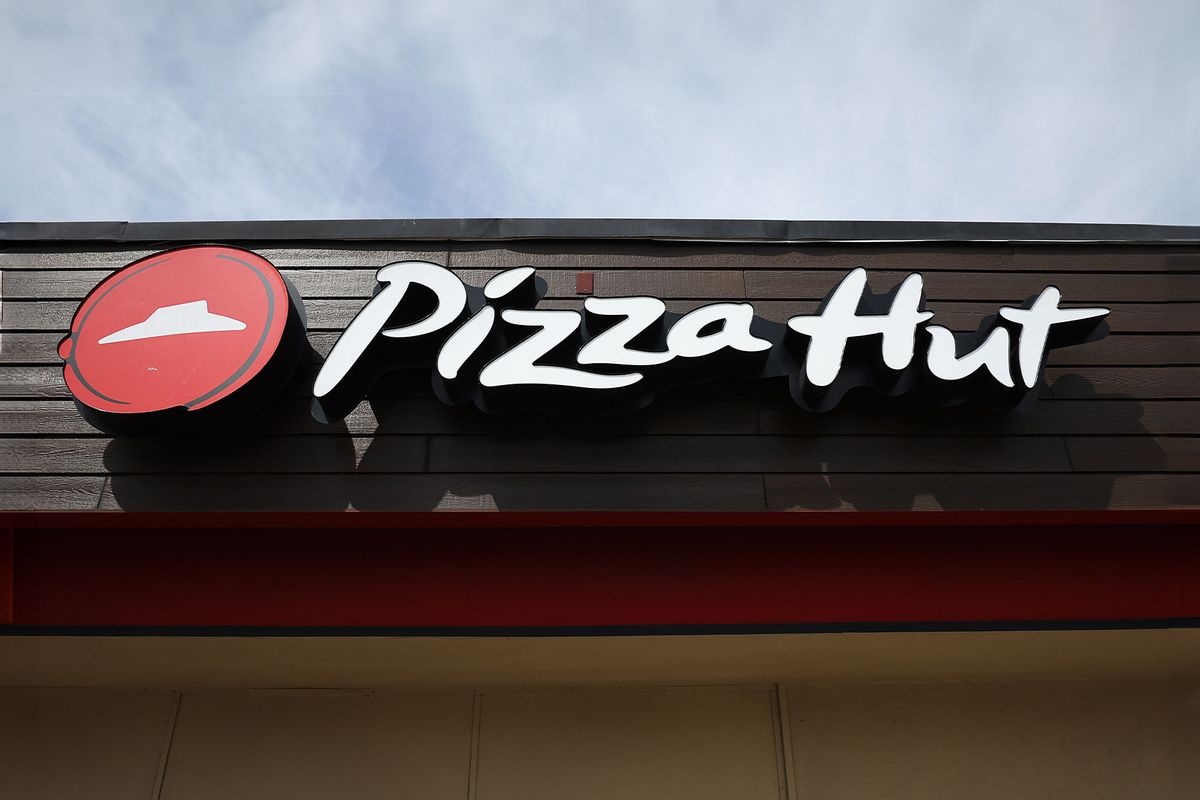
left=1, top=218, right=1198, bottom=244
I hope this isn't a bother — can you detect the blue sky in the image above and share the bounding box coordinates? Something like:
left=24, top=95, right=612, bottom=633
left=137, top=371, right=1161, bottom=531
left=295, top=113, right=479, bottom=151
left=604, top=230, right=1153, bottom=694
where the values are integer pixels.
left=2, top=0, right=1197, bottom=223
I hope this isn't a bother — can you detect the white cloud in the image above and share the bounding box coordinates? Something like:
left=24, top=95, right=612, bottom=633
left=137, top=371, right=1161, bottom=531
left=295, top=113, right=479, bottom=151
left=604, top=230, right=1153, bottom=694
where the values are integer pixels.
left=0, top=0, right=1196, bottom=223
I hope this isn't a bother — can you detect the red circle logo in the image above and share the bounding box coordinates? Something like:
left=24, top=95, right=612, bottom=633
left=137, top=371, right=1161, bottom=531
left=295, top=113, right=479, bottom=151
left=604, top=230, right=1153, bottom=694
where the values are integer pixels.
left=59, top=246, right=299, bottom=420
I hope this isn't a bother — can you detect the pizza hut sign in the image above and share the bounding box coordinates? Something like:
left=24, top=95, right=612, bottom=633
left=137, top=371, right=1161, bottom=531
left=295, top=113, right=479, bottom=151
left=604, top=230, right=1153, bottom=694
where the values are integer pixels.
left=59, top=246, right=1109, bottom=432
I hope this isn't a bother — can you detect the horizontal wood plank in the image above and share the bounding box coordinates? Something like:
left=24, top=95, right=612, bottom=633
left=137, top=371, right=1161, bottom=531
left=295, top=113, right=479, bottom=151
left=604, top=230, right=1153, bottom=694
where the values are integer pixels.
left=1, top=267, right=743, bottom=301
left=449, top=242, right=1199, bottom=273
left=1, top=268, right=572, bottom=300
left=0, top=246, right=450, bottom=269
left=0, top=436, right=425, bottom=474
left=425, top=435, right=1073, bottom=473
left=90, top=473, right=769, bottom=511
left=88, top=471, right=1200, bottom=512
left=4, top=329, right=1195, bottom=368
left=0, top=365, right=445, bottom=401
left=6, top=366, right=1195, bottom=402
left=757, top=399, right=1200, bottom=437
left=0, top=399, right=761, bottom=437
left=9, top=298, right=1197, bottom=333
left=0, top=367, right=70, bottom=398
left=1011, top=246, right=1200, bottom=273
left=10, top=265, right=1200, bottom=304
left=1045, top=367, right=1200, bottom=399
left=742, top=270, right=1200, bottom=302
left=3, top=398, right=1197, bottom=437
left=0, top=333, right=63, bottom=363
left=1044, top=335, right=1200, bottom=366
left=0, top=475, right=104, bottom=510
left=31, top=433, right=1198, bottom=475
left=1066, top=437, right=1200, bottom=472
left=764, top=473, right=1200, bottom=511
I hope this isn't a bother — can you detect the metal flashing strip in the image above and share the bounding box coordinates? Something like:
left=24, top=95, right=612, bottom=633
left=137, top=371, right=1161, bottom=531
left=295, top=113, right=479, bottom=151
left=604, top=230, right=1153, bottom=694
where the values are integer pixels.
left=1, top=218, right=1198, bottom=244
left=6, top=619, right=1200, bottom=638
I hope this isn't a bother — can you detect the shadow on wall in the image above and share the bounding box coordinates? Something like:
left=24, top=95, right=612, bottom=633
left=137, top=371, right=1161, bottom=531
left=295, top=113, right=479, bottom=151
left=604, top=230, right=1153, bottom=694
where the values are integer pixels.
left=103, top=371, right=1168, bottom=513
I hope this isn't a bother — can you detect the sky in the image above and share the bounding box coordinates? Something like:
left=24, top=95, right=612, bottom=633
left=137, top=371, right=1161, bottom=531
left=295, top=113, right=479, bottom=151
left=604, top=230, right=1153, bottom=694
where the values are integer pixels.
left=1, top=0, right=1197, bottom=224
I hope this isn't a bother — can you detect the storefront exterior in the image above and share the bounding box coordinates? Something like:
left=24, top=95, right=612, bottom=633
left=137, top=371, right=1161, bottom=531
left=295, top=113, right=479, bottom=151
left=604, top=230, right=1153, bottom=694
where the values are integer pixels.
left=2, top=219, right=1199, bottom=798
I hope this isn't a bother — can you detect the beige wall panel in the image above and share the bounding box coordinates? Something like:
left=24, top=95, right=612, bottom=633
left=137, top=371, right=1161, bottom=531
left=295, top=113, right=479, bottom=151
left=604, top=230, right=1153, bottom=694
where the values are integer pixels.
left=159, top=691, right=473, bottom=800
left=476, top=687, right=782, bottom=800
left=786, top=679, right=1200, bottom=800
left=0, top=689, right=175, bottom=800
left=3, top=630, right=1200, bottom=689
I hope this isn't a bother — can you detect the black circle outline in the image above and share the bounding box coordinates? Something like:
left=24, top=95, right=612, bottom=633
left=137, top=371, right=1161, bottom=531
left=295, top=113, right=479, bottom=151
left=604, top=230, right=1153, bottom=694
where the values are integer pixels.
left=62, top=245, right=288, bottom=414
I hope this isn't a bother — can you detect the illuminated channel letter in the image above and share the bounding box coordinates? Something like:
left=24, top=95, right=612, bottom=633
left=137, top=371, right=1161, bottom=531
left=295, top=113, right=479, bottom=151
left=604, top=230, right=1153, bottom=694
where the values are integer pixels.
left=787, top=269, right=933, bottom=388
left=666, top=303, right=771, bottom=359
left=436, top=267, right=540, bottom=384
left=314, top=261, right=466, bottom=400
left=578, top=297, right=673, bottom=367
left=480, top=309, right=643, bottom=390
left=924, top=326, right=1014, bottom=386
left=998, top=288, right=1110, bottom=389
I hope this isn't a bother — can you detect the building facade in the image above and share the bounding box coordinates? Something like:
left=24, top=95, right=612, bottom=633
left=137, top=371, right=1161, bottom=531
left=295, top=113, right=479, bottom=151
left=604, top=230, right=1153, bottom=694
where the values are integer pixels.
left=2, top=219, right=1199, bottom=798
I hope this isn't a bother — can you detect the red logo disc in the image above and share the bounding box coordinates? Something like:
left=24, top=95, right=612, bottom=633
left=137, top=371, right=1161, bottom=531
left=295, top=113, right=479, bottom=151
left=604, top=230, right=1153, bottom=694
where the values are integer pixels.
left=59, top=246, right=295, bottom=417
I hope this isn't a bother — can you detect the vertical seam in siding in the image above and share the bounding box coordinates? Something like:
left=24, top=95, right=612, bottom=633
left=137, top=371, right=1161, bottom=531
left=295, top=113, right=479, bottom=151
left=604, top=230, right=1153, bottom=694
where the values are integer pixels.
left=1061, top=436, right=1080, bottom=473
left=773, top=684, right=799, bottom=800
left=151, top=692, right=183, bottom=800
left=466, top=692, right=482, bottom=800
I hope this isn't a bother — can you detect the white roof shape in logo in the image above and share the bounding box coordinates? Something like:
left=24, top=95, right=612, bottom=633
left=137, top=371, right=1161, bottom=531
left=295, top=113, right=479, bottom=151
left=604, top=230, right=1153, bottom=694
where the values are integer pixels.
left=98, top=300, right=247, bottom=345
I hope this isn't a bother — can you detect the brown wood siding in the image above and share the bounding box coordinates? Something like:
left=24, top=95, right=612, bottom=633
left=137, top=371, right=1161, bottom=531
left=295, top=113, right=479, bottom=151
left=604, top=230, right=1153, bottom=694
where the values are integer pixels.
left=1, top=240, right=1196, bottom=511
